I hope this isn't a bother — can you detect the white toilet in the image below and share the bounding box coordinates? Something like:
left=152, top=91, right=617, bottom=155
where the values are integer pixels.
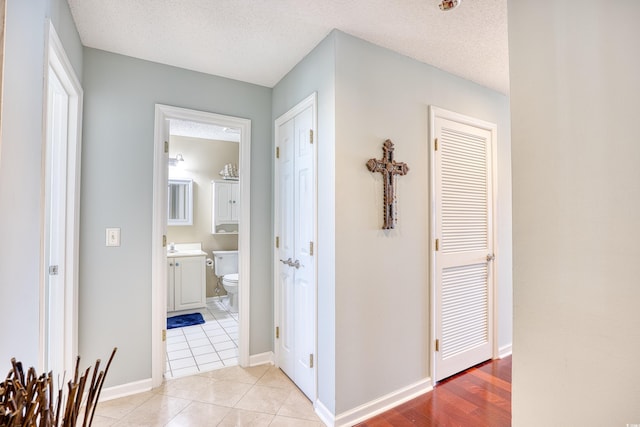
left=212, top=250, right=239, bottom=312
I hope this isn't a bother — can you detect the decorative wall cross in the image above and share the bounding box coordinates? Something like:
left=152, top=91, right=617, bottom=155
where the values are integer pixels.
left=366, top=139, right=410, bottom=230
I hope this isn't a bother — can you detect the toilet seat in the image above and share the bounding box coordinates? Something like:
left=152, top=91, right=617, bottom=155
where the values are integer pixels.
left=222, top=273, right=238, bottom=284
left=222, top=273, right=239, bottom=313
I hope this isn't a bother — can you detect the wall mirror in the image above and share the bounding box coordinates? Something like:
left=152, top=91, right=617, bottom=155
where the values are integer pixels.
left=168, top=178, right=193, bottom=226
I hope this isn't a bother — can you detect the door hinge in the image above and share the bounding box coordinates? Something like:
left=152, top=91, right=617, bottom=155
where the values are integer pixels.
left=310, top=129, right=314, bottom=144
left=162, top=329, right=166, bottom=342
left=164, top=141, right=169, bottom=153
left=309, top=354, right=314, bottom=368
left=435, top=238, right=439, bottom=251
left=48, top=265, right=59, bottom=276
left=276, top=236, right=280, bottom=248
left=435, top=339, right=439, bottom=352
left=276, top=326, right=280, bottom=339
left=310, top=241, right=314, bottom=256
left=163, top=235, right=167, bottom=247
left=276, top=146, right=280, bottom=159
left=434, top=138, right=438, bottom=151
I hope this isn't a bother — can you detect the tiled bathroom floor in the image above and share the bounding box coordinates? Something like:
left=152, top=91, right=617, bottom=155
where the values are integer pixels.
left=166, top=297, right=239, bottom=379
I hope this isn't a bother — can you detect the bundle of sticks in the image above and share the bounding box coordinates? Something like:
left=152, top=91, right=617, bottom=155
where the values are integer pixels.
left=0, top=348, right=117, bottom=427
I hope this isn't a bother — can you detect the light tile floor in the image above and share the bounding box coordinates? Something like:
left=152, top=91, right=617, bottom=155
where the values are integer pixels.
left=166, top=298, right=239, bottom=379
left=92, top=365, right=324, bottom=426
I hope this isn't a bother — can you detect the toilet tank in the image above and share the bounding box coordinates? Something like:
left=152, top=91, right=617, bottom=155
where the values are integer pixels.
left=212, top=250, right=238, bottom=276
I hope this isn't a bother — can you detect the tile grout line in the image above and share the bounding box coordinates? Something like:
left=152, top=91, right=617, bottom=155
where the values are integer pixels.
left=166, top=297, right=239, bottom=378
left=206, top=303, right=235, bottom=368
left=186, top=324, right=205, bottom=371
left=103, top=364, right=323, bottom=426
left=201, top=322, right=226, bottom=370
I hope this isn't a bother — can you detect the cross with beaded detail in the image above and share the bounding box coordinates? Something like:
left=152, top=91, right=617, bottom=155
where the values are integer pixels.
left=366, top=139, right=410, bottom=229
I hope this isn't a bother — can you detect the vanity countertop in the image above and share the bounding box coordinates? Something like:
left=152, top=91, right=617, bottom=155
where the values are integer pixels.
left=167, top=242, right=206, bottom=258
left=167, top=249, right=206, bottom=258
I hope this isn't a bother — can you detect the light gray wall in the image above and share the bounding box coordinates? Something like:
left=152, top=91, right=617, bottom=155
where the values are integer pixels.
left=0, top=0, right=82, bottom=368
left=272, top=32, right=337, bottom=414
left=273, top=30, right=511, bottom=417
left=509, top=2, right=640, bottom=426
left=80, top=48, right=272, bottom=386
left=48, top=0, right=83, bottom=78
left=332, top=31, right=511, bottom=414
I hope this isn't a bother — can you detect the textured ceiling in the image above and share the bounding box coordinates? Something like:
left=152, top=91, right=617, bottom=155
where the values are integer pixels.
left=67, top=0, right=509, bottom=94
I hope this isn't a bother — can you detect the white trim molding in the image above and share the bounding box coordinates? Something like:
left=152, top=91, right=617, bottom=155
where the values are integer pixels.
left=99, top=378, right=153, bottom=402
left=152, top=105, right=251, bottom=388
left=331, top=377, right=433, bottom=427
left=498, top=344, right=512, bottom=359
left=249, top=351, right=274, bottom=367
left=314, top=400, right=336, bottom=427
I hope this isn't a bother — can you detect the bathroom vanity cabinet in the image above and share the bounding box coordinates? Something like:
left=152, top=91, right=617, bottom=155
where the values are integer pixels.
left=167, top=254, right=206, bottom=312
left=212, top=180, right=239, bottom=234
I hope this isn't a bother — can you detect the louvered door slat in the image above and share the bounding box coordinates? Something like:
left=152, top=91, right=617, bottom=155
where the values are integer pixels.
left=441, top=263, right=488, bottom=360
left=441, top=127, right=488, bottom=254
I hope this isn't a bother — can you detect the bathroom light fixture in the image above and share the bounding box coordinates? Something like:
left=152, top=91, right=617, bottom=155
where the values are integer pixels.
left=168, top=153, right=184, bottom=167
left=439, top=0, right=462, bottom=11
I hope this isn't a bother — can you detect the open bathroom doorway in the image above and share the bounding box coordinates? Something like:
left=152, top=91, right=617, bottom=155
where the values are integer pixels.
left=151, top=105, right=251, bottom=387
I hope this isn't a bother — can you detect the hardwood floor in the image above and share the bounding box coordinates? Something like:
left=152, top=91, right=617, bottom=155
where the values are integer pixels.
left=357, top=356, right=512, bottom=427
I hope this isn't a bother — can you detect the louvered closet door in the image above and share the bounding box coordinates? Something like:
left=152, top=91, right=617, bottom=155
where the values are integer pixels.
left=434, top=114, right=494, bottom=382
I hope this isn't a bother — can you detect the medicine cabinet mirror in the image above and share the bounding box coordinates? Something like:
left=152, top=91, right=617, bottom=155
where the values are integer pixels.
left=168, top=178, right=193, bottom=226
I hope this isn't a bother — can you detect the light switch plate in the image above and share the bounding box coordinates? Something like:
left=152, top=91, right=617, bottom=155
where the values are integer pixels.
left=106, top=228, right=121, bottom=247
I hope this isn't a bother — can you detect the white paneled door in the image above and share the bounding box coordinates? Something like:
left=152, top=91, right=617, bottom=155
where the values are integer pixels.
left=431, top=107, right=497, bottom=382
left=45, top=62, right=69, bottom=376
left=275, top=94, right=317, bottom=400
left=43, top=24, right=83, bottom=376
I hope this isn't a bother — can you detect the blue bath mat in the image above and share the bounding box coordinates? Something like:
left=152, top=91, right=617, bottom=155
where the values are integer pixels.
left=167, top=312, right=205, bottom=329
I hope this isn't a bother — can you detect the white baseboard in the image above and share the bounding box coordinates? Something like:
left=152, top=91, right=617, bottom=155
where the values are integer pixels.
left=99, top=378, right=153, bottom=402
left=329, top=377, right=433, bottom=427
left=315, top=399, right=335, bottom=427
left=249, top=351, right=274, bottom=366
left=498, top=343, right=512, bottom=359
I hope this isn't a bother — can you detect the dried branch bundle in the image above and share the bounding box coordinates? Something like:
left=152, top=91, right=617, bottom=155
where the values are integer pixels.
left=0, top=348, right=117, bottom=427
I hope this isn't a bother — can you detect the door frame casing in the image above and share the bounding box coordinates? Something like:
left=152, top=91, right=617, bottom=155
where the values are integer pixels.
left=39, top=21, right=83, bottom=374
left=428, top=106, right=499, bottom=385
left=273, top=92, right=318, bottom=400
left=152, top=104, right=251, bottom=387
